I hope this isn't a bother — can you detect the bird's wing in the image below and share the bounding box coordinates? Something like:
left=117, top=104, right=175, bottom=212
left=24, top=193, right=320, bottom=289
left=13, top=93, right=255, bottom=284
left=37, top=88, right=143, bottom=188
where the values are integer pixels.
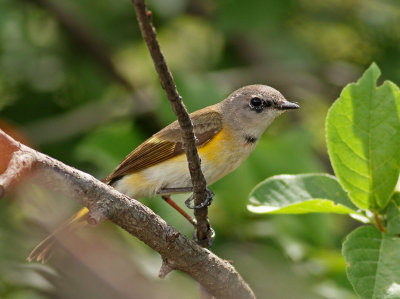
left=103, top=109, right=223, bottom=184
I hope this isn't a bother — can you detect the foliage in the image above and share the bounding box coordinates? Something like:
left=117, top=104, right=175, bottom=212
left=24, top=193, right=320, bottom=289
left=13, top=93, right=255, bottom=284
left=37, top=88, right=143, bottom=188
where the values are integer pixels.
left=249, top=173, right=358, bottom=215
left=249, top=64, right=400, bottom=298
left=327, top=64, right=400, bottom=210
left=1, top=0, right=400, bottom=298
left=343, top=226, right=400, bottom=299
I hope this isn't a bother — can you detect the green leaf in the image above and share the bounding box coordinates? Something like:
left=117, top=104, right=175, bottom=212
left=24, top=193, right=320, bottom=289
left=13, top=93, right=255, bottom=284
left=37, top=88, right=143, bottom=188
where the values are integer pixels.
left=343, top=226, right=400, bottom=299
left=326, top=63, right=400, bottom=210
left=248, top=173, right=359, bottom=215
left=386, top=192, right=400, bottom=235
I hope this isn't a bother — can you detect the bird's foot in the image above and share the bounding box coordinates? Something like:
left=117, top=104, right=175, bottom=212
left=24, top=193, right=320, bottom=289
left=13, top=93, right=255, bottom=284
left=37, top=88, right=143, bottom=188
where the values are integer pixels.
left=185, top=187, right=214, bottom=209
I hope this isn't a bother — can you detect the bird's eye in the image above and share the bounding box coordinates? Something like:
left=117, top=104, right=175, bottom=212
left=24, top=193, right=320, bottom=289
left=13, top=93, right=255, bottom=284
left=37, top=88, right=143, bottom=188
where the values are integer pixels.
left=250, top=97, right=262, bottom=107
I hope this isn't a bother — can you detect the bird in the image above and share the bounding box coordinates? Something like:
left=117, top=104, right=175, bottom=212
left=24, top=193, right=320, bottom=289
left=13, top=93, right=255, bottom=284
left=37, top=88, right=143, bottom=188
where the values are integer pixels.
left=27, top=84, right=299, bottom=262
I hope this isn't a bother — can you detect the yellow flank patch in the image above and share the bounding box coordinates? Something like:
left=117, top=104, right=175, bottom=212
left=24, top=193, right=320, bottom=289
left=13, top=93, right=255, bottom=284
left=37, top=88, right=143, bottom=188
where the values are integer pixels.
left=121, top=171, right=159, bottom=198
left=125, top=171, right=149, bottom=188
left=198, top=128, right=234, bottom=165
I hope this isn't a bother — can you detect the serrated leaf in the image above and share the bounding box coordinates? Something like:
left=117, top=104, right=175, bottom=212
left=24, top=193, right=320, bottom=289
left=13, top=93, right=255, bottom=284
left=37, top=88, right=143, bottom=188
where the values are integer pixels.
left=248, top=173, right=359, bottom=215
left=326, top=63, right=400, bottom=210
left=343, top=226, right=400, bottom=299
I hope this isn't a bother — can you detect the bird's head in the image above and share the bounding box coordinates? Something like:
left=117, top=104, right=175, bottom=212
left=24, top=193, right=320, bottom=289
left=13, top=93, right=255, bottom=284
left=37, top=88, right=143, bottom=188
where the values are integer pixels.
left=220, top=84, right=299, bottom=135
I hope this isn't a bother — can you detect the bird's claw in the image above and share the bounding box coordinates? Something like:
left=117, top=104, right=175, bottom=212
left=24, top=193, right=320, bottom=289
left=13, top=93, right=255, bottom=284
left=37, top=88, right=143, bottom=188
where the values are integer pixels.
left=185, top=188, right=214, bottom=209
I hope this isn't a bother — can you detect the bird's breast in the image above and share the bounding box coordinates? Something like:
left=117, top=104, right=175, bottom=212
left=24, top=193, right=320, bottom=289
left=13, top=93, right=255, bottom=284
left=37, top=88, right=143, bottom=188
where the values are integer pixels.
left=197, top=126, right=256, bottom=184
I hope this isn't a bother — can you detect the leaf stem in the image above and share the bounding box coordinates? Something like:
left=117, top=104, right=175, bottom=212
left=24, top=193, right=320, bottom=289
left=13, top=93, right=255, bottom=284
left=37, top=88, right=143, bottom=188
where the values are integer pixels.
left=374, top=212, right=386, bottom=233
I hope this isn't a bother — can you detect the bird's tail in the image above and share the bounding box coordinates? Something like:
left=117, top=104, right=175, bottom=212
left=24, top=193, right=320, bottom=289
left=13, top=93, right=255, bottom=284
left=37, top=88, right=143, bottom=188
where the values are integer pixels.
left=27, top=207, right=90, bottom=263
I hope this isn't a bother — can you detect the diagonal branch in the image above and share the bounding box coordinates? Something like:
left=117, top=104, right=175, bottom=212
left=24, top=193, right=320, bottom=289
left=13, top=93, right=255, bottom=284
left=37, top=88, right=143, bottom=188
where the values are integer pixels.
left=132, top=0, right=211, bottom=247
left=0, top=130, right=255, bottom=299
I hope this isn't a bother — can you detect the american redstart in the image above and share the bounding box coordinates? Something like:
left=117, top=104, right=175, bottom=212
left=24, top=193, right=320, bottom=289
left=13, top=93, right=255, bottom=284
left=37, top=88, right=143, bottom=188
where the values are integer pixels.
left=28, top=84, right=299, bottom=262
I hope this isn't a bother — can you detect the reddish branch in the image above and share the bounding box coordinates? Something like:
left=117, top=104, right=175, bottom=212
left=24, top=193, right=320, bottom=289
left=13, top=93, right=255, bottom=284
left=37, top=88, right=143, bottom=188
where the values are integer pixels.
left=132, top=0, right=211, bottom=246
left=0, top=130, right=255, bottom=298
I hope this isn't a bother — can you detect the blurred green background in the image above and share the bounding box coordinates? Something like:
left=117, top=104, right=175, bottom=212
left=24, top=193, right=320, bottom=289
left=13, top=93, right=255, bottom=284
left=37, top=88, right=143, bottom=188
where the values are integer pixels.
left=1, top=0, right=400, bottom=298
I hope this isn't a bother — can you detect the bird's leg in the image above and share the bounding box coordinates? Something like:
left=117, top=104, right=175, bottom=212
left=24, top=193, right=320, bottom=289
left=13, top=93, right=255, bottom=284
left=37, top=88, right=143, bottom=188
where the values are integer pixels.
left=157, top=187, right=194, bottom=194
left=159, top=187, right=215, bottom=247
left=161, top=195, right=196, bottom=226
left=184, top=187, right=214, bottom=209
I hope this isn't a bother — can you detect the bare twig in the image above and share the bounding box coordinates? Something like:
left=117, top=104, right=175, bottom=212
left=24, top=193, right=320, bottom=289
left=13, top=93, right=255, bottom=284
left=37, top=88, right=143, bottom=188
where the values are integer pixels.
left=132, top=0, right=211, bottom=248
left=131, top=7, right=215, bottom=297
left=0, top=130, right=255, bottom=299
left=158, top=258, right=174, bottom=278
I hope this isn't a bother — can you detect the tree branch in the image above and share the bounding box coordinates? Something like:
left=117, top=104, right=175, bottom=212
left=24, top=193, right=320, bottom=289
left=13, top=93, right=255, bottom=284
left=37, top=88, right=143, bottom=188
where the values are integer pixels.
left=0, top=130, right=255, bottom=299
left=132, top=0, right=211, bottom=247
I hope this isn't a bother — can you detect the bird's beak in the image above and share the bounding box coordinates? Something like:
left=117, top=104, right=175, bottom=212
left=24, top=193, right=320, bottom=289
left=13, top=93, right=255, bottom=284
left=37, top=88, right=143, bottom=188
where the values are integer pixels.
left=278, top=100, right=300, bottom=110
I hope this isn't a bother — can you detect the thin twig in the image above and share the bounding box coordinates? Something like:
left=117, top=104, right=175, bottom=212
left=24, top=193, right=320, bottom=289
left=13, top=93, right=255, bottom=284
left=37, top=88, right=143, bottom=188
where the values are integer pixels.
left=132, top=0, right=211, bottom=246
left=374, top=212, right=386, bottom=233
left=0, top=130, right=255, bottom=299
